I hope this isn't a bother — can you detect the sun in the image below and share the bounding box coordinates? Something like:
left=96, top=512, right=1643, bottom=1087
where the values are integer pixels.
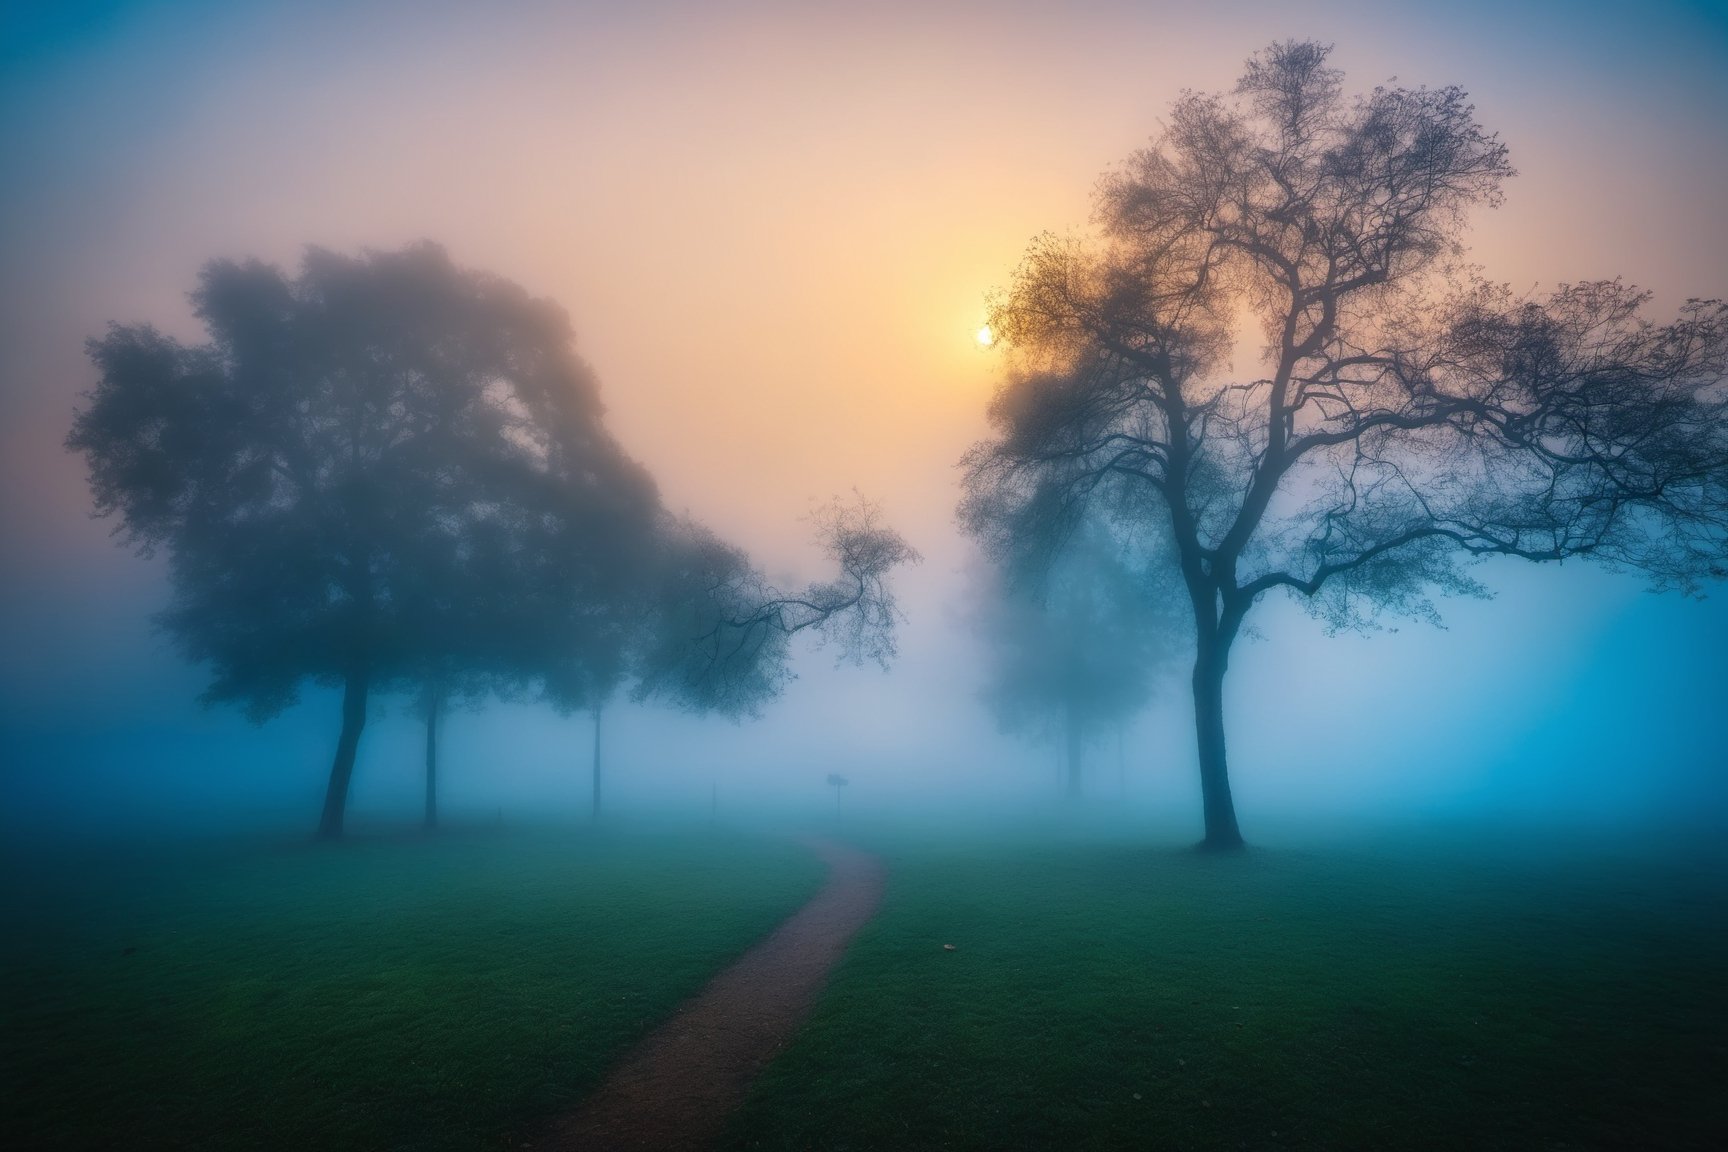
left=975, top=324, right=995, bottom=347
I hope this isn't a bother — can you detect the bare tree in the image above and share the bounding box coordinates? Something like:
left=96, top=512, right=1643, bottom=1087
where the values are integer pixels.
left=963, top=41, right=1728, bottom=849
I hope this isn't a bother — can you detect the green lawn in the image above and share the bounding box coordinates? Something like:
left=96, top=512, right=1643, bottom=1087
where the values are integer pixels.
left=721, top=833, right=1728, bottom=1152
left=9, top=825, right=1724, bottom=1151
left=2, top=825, right=825, bottom=1151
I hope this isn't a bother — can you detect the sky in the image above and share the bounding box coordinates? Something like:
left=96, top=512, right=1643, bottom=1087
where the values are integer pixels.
left=2, top=0, right=1726, bottom=839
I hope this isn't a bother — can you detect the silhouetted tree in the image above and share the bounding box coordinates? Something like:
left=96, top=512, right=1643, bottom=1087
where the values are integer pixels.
left=393, top=507, right=506, bottom=830
left=398, top=504, right=595, bottom=830
left=70, top=242, right=657, bottom=838
left=963, top=42, right=1728, bottom=849
left=538, top=598, right=632, bottom=820
left=535, top=490, right=919, bottom=818
left=500, top=388, right=663, bottom=822
left=636, top=497, right=919, bottom=718
left=546, top=497, right=918, bottom=819
left=973, top=519, right=1178, bottom=798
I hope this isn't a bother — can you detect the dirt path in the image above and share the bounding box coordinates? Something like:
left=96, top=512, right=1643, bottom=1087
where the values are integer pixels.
left=546, top=836, right=885, bottom=1151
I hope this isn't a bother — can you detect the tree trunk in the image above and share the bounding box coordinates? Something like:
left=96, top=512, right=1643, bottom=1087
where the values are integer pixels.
left=316, top=665, right=370, bottom=840
left=423, top=690, right=440, bottom=831
left=1065, top=705, right=1084, bottom=799
left=590, top=702, right=603, bottom=820
left=1191, top=638, right=1244, bottom=851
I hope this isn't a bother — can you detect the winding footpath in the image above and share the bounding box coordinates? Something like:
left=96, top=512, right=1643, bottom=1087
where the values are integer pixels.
left=547, top=836, right=885, bottom=1151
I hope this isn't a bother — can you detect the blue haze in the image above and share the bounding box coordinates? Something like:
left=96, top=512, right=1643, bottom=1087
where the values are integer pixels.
left=2, top=0, right=1725, bottom=842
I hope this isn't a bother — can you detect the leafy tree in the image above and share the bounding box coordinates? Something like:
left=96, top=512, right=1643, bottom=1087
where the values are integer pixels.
left=69, top=242, right=657, bottom=838
left=963, top=42, right=1728, bottom=849
left=490, top=394, right=663, bottom=823
left=636, top=498, right=918, bottom=715
left=397, top=496, right=619, bottom=830
left=972, top=519, right=1178, bottom=798
left=397, top=536, right=493, bottom=832
left=559, top=497, right=920, bottom=818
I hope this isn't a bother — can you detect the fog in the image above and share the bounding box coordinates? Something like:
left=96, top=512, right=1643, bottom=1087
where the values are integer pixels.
left=3, top=0, right=1727, bottom=847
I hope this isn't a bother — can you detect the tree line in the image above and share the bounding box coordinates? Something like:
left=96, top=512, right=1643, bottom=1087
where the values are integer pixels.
left=70, top=243, right=916, bottom=837
left=70, top=42, right=1728, bottom=848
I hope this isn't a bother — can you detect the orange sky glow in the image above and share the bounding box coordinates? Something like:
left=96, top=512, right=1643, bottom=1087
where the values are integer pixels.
left=3, top=0, right=1725, bottom=817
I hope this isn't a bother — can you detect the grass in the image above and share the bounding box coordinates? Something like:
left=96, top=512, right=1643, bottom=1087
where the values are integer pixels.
left=8, top=822, right=1724, bottom=1151
left=721, top=831, right=1728, bottom=1152
left=1, top=824, right=825, bottom=1151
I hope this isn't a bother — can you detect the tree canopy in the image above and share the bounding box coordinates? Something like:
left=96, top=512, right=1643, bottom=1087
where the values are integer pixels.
left=634, top=496, right=921, bottom=720
left=71, top=242, right=918, bottom=836
left=71, top=243, right=662, bottom=836
left=963, top=41, right=1728, bottom=848
left=550, top=493, right=920, bottom=818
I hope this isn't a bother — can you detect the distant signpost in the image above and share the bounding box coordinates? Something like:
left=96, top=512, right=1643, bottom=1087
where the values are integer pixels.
left=826, top=773, right=849, bottom=819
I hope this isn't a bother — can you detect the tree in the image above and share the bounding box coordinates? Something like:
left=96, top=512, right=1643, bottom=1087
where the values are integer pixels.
left=69, top=242, right=658, bottom=838
left=535, top=558, right=635, bottom=822
left=397, top=502, right=581, bottom=830
left=496, top=386, right=664, bottom=823
left=551, top=496, right=919, bottom=819
left=963, top=42, right=1728, bottom=849
left=972, top=518, right=1178, bottom=798
left=636, top=497, right=919, bottom=718
left=532, top=483, right=919, bottom=815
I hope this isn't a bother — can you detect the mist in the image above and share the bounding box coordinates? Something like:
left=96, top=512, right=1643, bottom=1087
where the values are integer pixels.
left=5, top=0, right=1726, bottom=847
left=3, top=5, right=1726, bottom=1149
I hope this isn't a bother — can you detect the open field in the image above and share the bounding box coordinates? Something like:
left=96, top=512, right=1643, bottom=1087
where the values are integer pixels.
left=1, top=826, right=824, bottom=1151
left=722, top=831, right=1728, bottom=1152
left=6, top=825, right=1725, bottom=1151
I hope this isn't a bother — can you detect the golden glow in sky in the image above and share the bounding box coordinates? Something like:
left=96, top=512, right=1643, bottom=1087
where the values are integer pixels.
left=3, top=0, right=1724, bottom=596
left=0, top=0, right=1725, bottom=818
